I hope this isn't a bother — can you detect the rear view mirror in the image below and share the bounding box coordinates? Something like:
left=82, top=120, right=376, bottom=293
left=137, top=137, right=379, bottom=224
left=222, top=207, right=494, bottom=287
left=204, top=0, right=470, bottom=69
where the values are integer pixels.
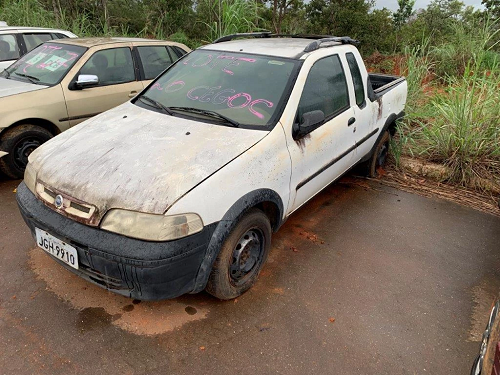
left=293, top=110, right=325, bottom=139
left=76, top=74, right=99, bottom=89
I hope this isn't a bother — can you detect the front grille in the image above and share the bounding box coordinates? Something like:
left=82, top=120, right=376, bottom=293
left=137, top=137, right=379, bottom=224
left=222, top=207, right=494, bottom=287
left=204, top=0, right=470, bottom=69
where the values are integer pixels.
left=35, top=183, right=98, bottom=226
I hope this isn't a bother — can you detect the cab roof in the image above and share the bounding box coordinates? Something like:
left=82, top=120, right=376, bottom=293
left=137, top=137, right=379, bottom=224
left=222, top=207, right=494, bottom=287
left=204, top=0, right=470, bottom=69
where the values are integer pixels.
left=200, top=37, right=356, bottom=59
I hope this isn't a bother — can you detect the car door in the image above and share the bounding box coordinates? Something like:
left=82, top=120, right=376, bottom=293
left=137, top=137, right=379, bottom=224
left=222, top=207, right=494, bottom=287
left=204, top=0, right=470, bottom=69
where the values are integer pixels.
left=63, top=46, right=144, bottom=126
left=345, top=51, right=376, bottom=160
left=286, top=53, right=357, bottom=213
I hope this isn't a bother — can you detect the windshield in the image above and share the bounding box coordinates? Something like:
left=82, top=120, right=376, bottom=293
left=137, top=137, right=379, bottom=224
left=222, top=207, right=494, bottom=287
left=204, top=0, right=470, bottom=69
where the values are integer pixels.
left=137, top=49, right=300, bottom=127
left=2, top=43, right=86, bottom=86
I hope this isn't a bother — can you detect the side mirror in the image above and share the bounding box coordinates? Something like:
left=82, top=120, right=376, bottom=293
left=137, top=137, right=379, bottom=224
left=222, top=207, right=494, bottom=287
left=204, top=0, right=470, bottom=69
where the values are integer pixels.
left=293, top=110, right=325, bottom=139
left=76, top=74, right=99, bottom=89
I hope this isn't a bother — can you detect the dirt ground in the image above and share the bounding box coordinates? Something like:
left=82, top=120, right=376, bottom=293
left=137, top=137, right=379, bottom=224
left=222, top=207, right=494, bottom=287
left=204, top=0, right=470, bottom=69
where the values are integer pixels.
left=1, top=175, right=499, bottom=374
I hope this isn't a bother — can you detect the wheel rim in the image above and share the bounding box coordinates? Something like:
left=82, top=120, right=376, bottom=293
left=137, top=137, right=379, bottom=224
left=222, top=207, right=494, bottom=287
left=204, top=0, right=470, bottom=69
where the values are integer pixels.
left=12, top=136, right=43, bottom=170
left=376, top=141, right=389, bottom=168
left=230, top=228, right=264, bottom=284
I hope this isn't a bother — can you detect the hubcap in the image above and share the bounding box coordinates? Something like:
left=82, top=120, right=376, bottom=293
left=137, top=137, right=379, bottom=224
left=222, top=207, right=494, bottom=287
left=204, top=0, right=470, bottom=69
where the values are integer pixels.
left=13, top=137, right=42, bottom=170
left=230, top=228, right=264, bottom=283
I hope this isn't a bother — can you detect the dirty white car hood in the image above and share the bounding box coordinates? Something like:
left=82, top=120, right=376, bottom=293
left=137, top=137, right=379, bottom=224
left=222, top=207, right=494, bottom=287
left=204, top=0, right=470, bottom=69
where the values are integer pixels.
left=0, top=77, right=47, bottom=98
left=31, top=102, right=268, bottom=219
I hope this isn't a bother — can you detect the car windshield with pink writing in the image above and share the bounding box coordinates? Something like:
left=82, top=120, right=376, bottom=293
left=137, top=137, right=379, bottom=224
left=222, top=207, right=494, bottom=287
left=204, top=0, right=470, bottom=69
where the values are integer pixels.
left=2, top=43, right=86, bottom=86
left=137, top=50, right=301, bottom=128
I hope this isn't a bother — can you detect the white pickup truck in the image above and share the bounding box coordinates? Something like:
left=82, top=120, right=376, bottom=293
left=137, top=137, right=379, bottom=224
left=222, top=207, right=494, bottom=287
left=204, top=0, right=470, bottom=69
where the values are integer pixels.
left=17, top=33, right=407, bottom=300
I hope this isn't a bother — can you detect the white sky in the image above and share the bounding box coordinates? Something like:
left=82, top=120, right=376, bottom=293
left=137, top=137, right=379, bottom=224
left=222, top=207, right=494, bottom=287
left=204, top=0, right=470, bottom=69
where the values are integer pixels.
left=374, top=0, right=485, bottom=11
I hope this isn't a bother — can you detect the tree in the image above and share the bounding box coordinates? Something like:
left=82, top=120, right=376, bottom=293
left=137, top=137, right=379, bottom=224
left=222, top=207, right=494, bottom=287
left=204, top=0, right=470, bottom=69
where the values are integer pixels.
left=393, top=0, right=415, bottom=29
left=482, top=0, right=500, bottom=19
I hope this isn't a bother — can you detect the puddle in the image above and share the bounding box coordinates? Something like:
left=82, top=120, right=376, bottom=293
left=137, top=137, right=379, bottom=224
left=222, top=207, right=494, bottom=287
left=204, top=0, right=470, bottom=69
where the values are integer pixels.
left=30, top=248, right=209, bottom=336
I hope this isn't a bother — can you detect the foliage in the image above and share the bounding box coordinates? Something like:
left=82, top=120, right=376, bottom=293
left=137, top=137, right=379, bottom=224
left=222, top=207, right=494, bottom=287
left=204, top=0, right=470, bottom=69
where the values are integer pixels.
left=2, top=0, right=500, bottom=192
left=393, top=0, right=415, bottom=29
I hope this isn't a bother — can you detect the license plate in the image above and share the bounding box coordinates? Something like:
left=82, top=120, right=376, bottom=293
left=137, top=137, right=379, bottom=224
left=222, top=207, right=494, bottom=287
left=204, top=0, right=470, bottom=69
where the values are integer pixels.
left=35, top=228, right=79, bottom=269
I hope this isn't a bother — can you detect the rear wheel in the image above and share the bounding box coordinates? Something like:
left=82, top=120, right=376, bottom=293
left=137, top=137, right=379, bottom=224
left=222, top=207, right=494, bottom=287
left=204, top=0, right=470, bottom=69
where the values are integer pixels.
left=0, top=124, right=52, bottom=179
left=366, top=130, right=391, bottom=178
left=206, top=208, right=272, bottom=300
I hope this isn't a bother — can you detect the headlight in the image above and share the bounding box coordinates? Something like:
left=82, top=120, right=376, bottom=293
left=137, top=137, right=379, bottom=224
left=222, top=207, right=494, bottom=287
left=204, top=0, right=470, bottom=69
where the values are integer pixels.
left=100, top=209, right=204, bottom=241
left=24, top=163, right=37, bottom=193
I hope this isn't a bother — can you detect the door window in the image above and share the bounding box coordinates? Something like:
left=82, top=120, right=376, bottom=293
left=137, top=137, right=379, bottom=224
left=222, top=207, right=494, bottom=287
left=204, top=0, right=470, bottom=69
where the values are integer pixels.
left=0, top=34, right=20, bottom=61
left=79, top=47, right=135, bottom=86
left=346, top=52, right=365, bottom=107
left=297, top=55, right=349, bottom=122
left=170, top=46, right=187, bottom=58
left=23, top=33, right=53, bottom=52
left=137, top=46, right=173, bottom=80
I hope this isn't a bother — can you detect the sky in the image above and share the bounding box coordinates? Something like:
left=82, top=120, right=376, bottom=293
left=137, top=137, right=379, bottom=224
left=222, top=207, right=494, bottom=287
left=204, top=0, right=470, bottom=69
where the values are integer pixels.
left=374, top=0, right=485, bottom=11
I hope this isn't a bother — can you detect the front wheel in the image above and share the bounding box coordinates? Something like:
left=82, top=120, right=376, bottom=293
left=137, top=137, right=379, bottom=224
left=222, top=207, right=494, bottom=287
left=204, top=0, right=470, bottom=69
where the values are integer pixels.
left=0, top=124, right=53, bottom=179
left=206, top=208, right=272, bottom=300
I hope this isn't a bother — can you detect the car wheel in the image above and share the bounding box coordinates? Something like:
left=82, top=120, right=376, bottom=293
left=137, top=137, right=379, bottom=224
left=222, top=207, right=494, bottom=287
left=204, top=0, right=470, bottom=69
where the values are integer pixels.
left=367, top=130, right=391, bottom=178
left=0, top=124, right=52, bottom=179
left=206, top=208, right=272, bottom=300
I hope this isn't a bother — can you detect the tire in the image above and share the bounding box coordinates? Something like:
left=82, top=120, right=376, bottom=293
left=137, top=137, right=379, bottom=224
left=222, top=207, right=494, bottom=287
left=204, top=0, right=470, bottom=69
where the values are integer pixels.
left=206, top=208, right=272, bottom=300
left=365, top=130, right=391, bottom=178
left=0, top=124, right=53, bottom=179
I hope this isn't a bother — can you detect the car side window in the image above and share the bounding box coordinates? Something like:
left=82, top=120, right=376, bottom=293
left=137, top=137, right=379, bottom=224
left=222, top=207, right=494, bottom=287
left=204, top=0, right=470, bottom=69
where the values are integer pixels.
left=0, top=34, right=20, bottom=61
left=137, top=46, right=173, bottom=80
left=346, top=52, right=365, bottom=108
left=23, top=33, right=53, bottom=52
left=79, top=47, right=135, bottom=86
left=169, top=46, right=187, bottom=59
left=53, top=33, right=69, bottom=40
left=297, top=54, right=349, bottom=122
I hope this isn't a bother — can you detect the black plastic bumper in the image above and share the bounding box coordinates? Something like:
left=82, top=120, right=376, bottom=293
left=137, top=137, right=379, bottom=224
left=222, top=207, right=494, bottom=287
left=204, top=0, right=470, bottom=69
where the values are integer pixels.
left=16, top=182, right=218, bottom=300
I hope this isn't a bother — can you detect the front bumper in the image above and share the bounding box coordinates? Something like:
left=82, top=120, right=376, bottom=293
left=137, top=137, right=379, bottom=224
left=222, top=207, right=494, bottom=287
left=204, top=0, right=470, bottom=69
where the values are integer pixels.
left=16, top=182, right=217, bottom=300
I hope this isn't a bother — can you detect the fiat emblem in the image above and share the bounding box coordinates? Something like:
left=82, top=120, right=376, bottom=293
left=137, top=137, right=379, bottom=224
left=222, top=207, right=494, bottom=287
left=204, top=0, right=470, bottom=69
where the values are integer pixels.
left=54, top=194, right=64, bottom=209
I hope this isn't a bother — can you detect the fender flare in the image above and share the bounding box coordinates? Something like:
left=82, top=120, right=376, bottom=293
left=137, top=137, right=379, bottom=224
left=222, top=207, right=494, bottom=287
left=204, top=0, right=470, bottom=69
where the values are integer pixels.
left=191, top=188, right=284, bottom=293
left=359, top=110, right=405, bottom=163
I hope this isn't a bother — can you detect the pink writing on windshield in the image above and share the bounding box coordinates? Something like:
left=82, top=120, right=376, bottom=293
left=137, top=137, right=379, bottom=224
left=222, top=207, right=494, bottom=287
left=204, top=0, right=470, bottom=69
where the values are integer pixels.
left=227, top=92, right=252, bottom=108
left=184, top=86, right=274, bottom=120
left=152, top=80, right=185, bottom=92
left=182, top=54, right=256, bottom=75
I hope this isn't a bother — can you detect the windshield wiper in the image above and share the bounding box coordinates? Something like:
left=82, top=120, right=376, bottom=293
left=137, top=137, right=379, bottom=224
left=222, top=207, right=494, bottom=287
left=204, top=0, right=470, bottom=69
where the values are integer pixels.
left=14, top=72, right=40, bottom=84
left=137, top=95, right=173, bottom=115
left=168, top=107, right=240, bottom=128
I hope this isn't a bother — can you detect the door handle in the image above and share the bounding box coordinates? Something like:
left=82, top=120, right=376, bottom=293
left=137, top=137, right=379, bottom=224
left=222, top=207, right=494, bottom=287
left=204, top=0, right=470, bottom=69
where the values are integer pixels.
left=348, top=117, right=356, bottom=126
left=128, top=91, right=138, bottom=98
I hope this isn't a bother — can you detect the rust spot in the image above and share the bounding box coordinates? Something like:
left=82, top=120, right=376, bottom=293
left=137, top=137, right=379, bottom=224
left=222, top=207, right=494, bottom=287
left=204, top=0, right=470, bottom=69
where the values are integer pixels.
left=295, top=133, right=311, bottom=152
left=376, top=97, right=383, bottom=121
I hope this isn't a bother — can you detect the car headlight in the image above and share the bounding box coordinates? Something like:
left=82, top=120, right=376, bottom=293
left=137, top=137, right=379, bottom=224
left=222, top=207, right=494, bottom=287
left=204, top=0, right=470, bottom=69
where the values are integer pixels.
left=24, top=163, right=37, bottom=194
left=100, top=209, right=204, bottom=241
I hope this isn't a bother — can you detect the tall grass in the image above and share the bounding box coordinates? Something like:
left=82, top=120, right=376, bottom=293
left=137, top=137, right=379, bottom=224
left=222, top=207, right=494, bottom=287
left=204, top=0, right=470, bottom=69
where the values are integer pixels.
left=201, top=0, right=261, bottom=42
left=412, top=63, right=500, bottom=189
left=395, top=19, right=500, bottom=192
left=429, top=19, right=500, bottom=78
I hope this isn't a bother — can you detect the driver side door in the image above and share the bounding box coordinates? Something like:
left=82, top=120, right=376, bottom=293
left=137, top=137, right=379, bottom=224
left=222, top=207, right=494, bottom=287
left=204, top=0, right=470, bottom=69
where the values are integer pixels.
left=286, top=54, right=357, bottom=213
left=63, top=46, right=144, bottom=126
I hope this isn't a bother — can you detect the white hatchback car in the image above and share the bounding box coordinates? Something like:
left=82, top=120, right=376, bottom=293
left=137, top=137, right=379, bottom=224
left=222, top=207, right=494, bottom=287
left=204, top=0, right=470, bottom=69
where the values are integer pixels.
left=0, top=23, right=77, bottom=70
